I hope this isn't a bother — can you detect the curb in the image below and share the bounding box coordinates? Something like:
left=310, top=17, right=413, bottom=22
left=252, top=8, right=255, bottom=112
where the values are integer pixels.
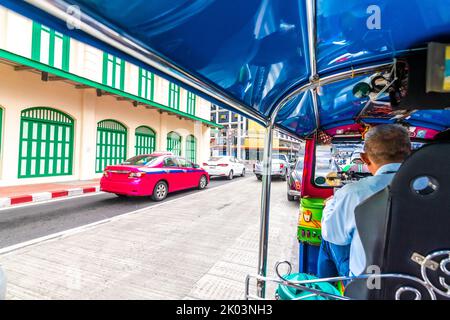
left=0, top=186, right=100, bottom=209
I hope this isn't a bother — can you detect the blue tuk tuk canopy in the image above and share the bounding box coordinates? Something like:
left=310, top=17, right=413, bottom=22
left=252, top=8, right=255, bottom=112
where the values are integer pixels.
left=3, top=0, right=450, bottom=137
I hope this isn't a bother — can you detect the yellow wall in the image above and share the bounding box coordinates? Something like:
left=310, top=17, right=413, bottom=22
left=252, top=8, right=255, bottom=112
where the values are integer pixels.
left=244, top=120, right=280, bottom=149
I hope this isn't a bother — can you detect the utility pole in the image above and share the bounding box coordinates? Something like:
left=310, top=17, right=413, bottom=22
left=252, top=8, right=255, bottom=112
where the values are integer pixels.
left=227, top=125, right=232, bottom=156
left=237, top=116, right=242, bottom=160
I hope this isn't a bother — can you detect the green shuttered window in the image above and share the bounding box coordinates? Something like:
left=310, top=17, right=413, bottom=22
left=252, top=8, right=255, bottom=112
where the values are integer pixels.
left=135, top=126, right=156, bottom=155
left=102, top=53, right=125, bottom=90
left=18, top=107, right=74, bottom=178
left=167, top=131, right=181, bottom=156
left=168, top=83, right=180, bottom=110
left=186, top=92, right=196, bottom=115
left=31, top=22, right=70, bottom=71
left=138, top=68, right=154, bottom=100
left=186, top=135, right=197, bottom=163
left=96, top=120, right=127, bottom=173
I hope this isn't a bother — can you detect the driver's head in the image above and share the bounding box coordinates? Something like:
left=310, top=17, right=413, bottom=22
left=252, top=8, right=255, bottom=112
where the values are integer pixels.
left=361, top=124, right=411, bottom=174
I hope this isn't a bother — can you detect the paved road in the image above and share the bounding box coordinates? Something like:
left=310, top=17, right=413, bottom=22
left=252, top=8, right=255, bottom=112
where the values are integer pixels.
left=0, top=176, right=249, bottom=249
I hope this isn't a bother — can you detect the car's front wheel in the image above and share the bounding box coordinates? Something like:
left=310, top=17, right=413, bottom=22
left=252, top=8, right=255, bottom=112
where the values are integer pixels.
left=198, top=175, right=208, bottom=190
left=152, top=181, right=168, bottom=201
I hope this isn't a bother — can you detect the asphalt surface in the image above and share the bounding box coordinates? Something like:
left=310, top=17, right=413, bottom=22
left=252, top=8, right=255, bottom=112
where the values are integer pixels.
left=0, top=175, right=249, bottom=249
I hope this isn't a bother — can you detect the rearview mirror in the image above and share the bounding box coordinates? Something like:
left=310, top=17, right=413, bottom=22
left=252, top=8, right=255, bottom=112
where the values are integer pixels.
left=315, top=176, right=326, bottom=185
left=352, top=82, right=371, bottom=98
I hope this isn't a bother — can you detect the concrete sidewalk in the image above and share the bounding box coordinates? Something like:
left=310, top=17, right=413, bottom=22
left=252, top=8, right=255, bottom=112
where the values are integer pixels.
left=0, top=179, right=100, bottom=208
left=0, top=178, right=299, bottom=300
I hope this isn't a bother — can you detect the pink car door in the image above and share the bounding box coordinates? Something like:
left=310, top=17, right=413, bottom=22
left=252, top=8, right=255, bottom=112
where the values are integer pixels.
left=186, top=159, right=202, bottom=188
left=162, top=156, right=183, bottom=192
left=176, top=157, right=199, bottom=189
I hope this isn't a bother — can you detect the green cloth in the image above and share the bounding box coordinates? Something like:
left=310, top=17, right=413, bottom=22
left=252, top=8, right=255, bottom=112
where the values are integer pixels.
left=276, top=273, right=342, bottom=300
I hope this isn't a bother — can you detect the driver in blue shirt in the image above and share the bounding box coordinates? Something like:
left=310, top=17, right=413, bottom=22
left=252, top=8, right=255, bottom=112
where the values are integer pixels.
left=318, top=124, right=412, bottom=278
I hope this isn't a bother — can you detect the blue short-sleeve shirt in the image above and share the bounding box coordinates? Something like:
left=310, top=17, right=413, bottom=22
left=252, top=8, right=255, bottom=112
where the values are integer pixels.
left=321, top=163, right=402, bottom=276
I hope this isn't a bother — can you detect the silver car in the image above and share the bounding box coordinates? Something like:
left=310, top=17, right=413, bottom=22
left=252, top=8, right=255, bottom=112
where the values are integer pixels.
left=253, top=154, right=289, bottom=181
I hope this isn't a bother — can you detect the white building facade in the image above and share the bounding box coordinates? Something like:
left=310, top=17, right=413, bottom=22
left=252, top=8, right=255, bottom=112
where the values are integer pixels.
left=0, top=8, right=219, bottom=186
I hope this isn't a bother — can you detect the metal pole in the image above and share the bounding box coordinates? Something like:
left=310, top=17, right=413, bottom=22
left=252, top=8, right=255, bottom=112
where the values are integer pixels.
left=256, top=123, right=274, bottom=298
left=306, top=0, right=321, bottom=130
left=306, top=0, right=317, bottom=79
left=310, top=88, right=321, bottom=129
left=227, top=125, right=231, bottom=156
left=256, top=0, right=319, bottom=299
left=237, top=117, right=242, bottom=160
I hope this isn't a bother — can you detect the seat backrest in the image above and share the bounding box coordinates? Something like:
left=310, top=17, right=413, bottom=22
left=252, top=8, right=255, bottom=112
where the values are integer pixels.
left=346, top=142, right=450, bottom=300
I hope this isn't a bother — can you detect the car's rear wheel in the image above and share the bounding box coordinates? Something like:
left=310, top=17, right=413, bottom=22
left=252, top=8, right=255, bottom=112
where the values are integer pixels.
left=287, top=194, right=295, bottom=201
left=198, top=175, right=208, bottom=190
left=115, top=194, right=127, bottom=198
left=241, top=168, right=246, bottom=177
left=281, top=173, right=287, bottom=181
left=256, top=175, right=262, bottom=181
left=227, top=170, right=234, bottom=180
left=152, top=181, right=168, bottom=201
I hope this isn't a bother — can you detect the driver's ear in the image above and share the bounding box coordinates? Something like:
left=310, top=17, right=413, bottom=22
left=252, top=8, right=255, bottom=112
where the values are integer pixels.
left=360, top=152, right=370, bottom=165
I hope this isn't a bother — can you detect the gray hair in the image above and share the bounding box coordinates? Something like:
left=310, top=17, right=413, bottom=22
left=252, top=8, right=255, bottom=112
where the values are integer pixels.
left=363, top=124, right=411, bottom=164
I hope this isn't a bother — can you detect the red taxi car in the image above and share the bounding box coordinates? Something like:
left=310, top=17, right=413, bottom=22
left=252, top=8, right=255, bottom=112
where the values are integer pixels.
left=100, top=152, right=209, bottom=201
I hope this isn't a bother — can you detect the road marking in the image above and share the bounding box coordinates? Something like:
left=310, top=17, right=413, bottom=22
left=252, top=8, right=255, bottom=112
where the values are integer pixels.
left=0, top=176, right=253, bottom=256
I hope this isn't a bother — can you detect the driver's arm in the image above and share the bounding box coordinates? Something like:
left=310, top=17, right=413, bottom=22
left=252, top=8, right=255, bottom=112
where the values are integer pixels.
left=321, top=187, right=355, bottom=246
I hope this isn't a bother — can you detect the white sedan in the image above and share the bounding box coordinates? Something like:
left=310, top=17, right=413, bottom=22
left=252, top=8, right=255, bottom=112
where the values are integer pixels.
left=202, top=156, right=246, bottom=180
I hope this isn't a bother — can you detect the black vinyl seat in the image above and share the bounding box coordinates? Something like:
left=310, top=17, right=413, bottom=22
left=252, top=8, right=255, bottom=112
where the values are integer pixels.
left=345, top=142, right=450, bottom=300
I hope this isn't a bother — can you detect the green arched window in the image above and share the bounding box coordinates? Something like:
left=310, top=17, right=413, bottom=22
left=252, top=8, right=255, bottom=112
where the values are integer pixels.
left=167, top=131, right=181, bottom=156
left=18, top=107, right=74, bottom=178
left=135, top=126, right=156, bottom=155
left=186, top=135, right=197, bottom=163
left=96, top=120, right=127, bottom=173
